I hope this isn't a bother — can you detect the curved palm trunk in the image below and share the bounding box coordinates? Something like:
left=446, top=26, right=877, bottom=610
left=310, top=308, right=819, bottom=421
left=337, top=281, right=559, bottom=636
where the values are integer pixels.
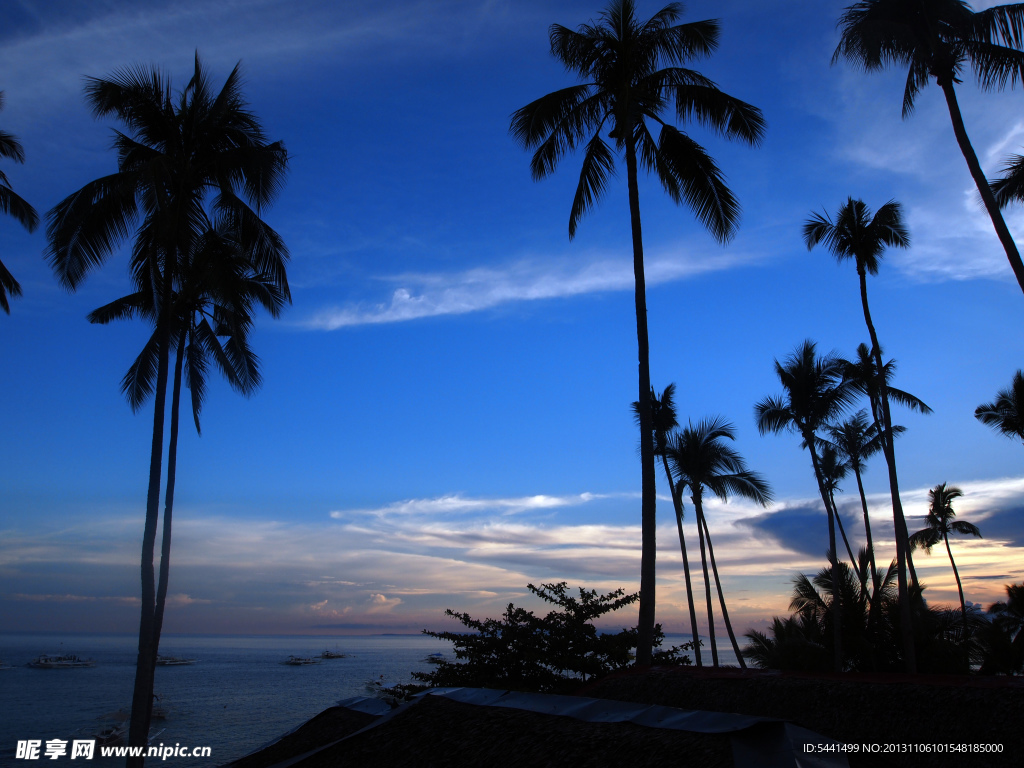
left=856, top=265, right=916, bottom=673
left=625, top=137, right=658, bottom=667
left=829, top=489, right=859, bottom=577
left=939, top=80, right=1024, bottom=295
left=151, top=332, right=186, bottom=665
left=852, top=467, right=878, bottom=592
left=944, top=532, right=968, bottom=623
left=692, top=487, right=718, bottom=666
left=661, top=454, right=701, bottom=666
left=127, top=293, right=173, bottom=765
left=804, top=435, right=843, bottom=672
left=697, top=508, right=747, bottom=668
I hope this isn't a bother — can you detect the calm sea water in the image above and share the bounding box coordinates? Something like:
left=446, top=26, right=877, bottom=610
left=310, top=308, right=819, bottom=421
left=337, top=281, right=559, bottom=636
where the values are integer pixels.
left=0, top=633, right=448, bottom=767
left=0, top=632, right=736, bottom=767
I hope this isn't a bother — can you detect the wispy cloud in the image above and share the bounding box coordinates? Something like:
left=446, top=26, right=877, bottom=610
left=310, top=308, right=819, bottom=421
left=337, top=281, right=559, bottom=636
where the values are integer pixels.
left=330, top=492, right=615, bottom=519
left=4, top=479, right=1021, bottom=634
left=301, top=248, right=759, bottom=329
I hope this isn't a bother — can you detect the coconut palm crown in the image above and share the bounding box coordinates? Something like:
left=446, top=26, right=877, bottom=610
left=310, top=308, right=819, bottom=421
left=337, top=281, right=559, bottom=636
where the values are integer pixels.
left=834, top=0, right=1024, bottom=294
left=512, top=0, right=764, bottom=665
left=975, top=370, right=1024, bottom=444
left=0, top=91, right=39, bottom=313
left=44, top=55, right=288, bottom=761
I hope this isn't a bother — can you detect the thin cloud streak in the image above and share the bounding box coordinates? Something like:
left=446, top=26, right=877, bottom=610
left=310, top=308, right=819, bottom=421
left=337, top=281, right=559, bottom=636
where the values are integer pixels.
left=302, top=249, right=760, bottom=329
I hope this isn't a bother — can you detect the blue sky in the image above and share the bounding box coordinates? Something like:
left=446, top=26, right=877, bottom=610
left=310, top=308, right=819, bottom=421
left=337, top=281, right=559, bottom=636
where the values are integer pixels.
left=1, top=0, right=1023, bottom=639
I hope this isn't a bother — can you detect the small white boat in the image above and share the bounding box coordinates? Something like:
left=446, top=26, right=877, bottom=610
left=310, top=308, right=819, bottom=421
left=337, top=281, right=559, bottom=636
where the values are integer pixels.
left=30, top=653, right=95, bottom=669
left=281, top=655, right=320, bottom=665
left=155, top=655, right=196, bottom=666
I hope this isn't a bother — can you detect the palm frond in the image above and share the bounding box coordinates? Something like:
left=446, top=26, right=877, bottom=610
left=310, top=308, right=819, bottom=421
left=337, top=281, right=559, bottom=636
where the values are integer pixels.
left=569, top=133, right=617, bottom=238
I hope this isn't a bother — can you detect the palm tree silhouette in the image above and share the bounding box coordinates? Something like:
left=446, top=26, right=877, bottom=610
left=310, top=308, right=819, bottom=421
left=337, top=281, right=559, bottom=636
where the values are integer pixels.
left=804, top=196, right=927, bottom=672
left=511, top=0, right=765, bottom=664
left=822, top=411, right=896, bottom=596
left=44, top=56, right=287, bottom=758
left=666, top=416, right=771, bottom=668
left=756, top=340, right=857, bottom=672
left=632, top=384, right=702, bottom=664
left=834, top=1, right=1024, bottom=295
left=89, top=220, right=288, bottom=656
left=975, top=370, right=1024, bottom=444
left=910, top=484, right=982, bottom=623
left=0, top=91, right=39, bottom=313
left=817, top=444, right=860, bottom=578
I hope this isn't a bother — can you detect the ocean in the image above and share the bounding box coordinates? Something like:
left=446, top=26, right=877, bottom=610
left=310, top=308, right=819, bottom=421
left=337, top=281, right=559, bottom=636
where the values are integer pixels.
left=0, top=632, right=737, bottom=766
left=0, top=633, right=449, bottom=767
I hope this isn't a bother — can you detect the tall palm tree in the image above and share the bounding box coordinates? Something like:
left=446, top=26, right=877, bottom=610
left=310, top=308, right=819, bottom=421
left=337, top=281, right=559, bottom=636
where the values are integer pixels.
left=804, top=196, right=927, bottom=672
left=45, top=56, right=287, bottom=760
left=834, top=1, right=1024, bottom=295
left=910, top=483, right=982, bottom=623
left=89, top=220, right=288, bottom=657
left=0, top=91, right=39, bottom=313
left=511, top=0, right=765, bottom=665
left=756, top=340, right=857, bottom=672
left=632, top=384, right=702, bottom=663
left=975, top=370, right=1024, bottom=444
left=666, top=417, right=771, bottom=668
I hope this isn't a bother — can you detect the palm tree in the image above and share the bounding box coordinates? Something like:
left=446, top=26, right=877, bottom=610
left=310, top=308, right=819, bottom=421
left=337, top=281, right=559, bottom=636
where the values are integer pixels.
left=975, top=370, right=1024, bottom=444
left=910, top=483, right=982, bottom=623
left=89, top=220, right=288, bottom=654
left=817, top=444, right=860, bottom=578
left=834, top=1, right=1024, bottom=295
left=632, top=384, right=702, bottom=663
left=756, top=340, right=857, bottom=672
left=666, top=417, right=771, bottom=668
left=45, top=56, right=287, bottom=760
left=0, top=91, right=39, bottom=313
left=823, top=411, right=895, bottom=594
left=803, top=196, right=926, bottom=670
left=512, top=0, right=764, bottom=664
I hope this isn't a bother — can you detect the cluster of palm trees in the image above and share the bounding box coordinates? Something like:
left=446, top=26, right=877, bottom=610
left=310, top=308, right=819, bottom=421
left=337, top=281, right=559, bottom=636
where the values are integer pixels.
left=38, top=57, right=291, bottom=762
left=744, top=481, right=991, bottom=674
left=633, top=385, right=771, bottom=668
left=511, top=0, right=1024, bottom=667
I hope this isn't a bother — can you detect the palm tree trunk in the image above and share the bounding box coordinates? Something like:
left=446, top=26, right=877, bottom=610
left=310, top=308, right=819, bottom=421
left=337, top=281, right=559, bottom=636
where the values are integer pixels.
left=662, top=455, right=701, bottom=666
left=829, top=490, right=859, bottom=576
left=857, top=266, right=917, bottom=674
left=805, top=436, right=843, bottom=672
left=127, top=290, right=173, bottom=765
left=151, top=332, right=186, bottom=667
left=692, top=489, right=718, bottom=666
left=698, top=510, right=747, bottom=668
left=939, top=80, right=1024, bottom=295
left=853, top=467, right=878, bottom=593
left=625, top=137, right=658, bottom=667
left=944, top=532, right=968, bottom=623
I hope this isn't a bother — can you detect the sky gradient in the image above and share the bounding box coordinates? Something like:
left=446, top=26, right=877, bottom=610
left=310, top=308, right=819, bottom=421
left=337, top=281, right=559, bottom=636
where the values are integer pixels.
left=2, top=0, right=1023, bottom=640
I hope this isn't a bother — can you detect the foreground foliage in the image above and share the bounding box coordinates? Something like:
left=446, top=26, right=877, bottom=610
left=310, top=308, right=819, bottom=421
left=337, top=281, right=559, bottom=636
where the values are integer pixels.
left=415, top=583, right=693, bottom=694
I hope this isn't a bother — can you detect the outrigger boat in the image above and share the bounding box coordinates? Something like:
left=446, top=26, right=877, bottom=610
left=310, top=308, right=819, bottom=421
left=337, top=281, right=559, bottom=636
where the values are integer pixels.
left=155, top=655, right=197, bottom=666
left=29, top=653, right=95, bottom=669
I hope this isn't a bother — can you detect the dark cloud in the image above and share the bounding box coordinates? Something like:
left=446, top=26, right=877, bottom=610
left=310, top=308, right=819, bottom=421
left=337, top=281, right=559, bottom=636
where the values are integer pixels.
left=737, top=503, right=837, bottom=560
left=973, top=505, right=1024, bottom=548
